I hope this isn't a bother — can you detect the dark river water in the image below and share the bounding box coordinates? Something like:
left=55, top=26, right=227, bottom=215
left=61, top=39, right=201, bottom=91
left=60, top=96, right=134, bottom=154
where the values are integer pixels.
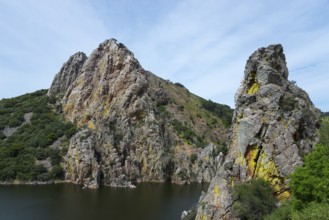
left=0, top=183, right=207, bottom=220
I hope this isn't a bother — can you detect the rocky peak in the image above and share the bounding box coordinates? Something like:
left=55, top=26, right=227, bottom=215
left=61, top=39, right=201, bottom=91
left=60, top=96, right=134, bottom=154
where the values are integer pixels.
left=51, top=39, right=230, bottom=188
left=48, top=52, right=87, bottom=97
left=194, top=44, right=320, bottom=219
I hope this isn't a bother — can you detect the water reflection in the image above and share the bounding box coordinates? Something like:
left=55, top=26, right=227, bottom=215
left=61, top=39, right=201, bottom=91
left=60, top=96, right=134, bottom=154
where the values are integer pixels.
left=0, top=183, right=208, bottom=220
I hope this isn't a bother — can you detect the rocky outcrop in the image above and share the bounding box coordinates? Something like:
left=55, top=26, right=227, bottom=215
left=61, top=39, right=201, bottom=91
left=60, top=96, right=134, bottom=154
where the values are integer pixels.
left=194, top=44, right=320, bottom=219
left=50, top=39, right=231, bottom=188
left=2, top=112, right=33, bottom=137
left=48, top=52, right=87, bottom=97
left=64, top=129, right=100, bottom=189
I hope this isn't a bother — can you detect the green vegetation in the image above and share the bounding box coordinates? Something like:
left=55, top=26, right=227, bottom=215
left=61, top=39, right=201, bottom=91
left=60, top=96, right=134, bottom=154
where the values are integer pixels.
left=162, top=82, right=230, bottom=148
left=264, top=200, right=292, bottom=220
left=322, top=112, right=329, bottom=117
left=0, top=90, right=77, bottom=182
left=172, top=119, right=205, bottom=147
left=200, top=99, right=233, bottom=127
left=214, top=141, right=228, bottom=156
left=280, top=94, right=296, bottom=112
left=319, top=116, right=329, bottom=148
left=174, top=82, right=186, bottom=88
left=290, top=144, right=329, bottom=210
left=265, top=145, right=329, bottom=219
left=232, top=178, right=277, bottom=220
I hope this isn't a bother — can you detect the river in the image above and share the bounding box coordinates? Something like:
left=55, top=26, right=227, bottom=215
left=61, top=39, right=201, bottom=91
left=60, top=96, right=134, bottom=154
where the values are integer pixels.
left=0, top=183, right=207, bottom=220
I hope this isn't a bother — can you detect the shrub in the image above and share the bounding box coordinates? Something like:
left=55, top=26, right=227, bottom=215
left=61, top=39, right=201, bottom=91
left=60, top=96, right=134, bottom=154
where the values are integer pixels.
left=215, top=142, right=228, bottom=156
left=264, top=200, right=292, bottom=220
left=281, top=95, right=296, bottom=112
left=232, top=178, right=277, bottom=220
left=290, top=144, right=329, bottom=210
left=174, top=82, right=185, bottom=88
left=292, top=202, right=329, bottom=220
left=319, top=116, right=329, bottom=148
left=0, top=90, right=76, bottom=181
left=200, top=99, right=233, bottom=127
left=49, top=165, right=64, bottom=179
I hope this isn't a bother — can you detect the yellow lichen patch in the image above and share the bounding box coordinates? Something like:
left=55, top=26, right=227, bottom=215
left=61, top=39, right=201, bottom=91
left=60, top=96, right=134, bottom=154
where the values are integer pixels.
left=251, top=147, right=290, bottom=201
left=247, top=82, right=260, bottom=95
left=103, top=107, right=110, bottom=117
left=254, top=151, right=279, bottom=182
left=142, top=158, right=148, bottom=174
left=88, top=121, right=96, bottom=130
left=277, top=190, right=291, bottom=201
left=230, top=177, right=235, bottom=187
left=236, top=112, right=244, bottom=123
left=245, top=145, right=261, bottom=176
left=214, top=185, right=220, bottom=197
left=235, top=152, right=245, bottom=166
left=63, top=103, right=75, bottom=116
left=201, top=215, right=207, bottom=220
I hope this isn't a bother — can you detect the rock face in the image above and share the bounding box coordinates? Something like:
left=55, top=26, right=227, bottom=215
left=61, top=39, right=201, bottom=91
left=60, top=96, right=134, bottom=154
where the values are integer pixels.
left=48, top=52, right=87, bottom=97
left=49, top=39, right=231, bottom=188
left=194, top=44, right=320, bottom=219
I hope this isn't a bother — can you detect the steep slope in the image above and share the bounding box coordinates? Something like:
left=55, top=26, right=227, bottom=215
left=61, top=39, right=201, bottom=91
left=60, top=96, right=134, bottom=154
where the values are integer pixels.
left=49, top=39, right=232, bottom=188
left=194, top=44, right=320, bottom=219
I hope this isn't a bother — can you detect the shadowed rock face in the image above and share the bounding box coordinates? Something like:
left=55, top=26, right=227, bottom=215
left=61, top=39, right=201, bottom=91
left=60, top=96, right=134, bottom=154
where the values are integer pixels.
left=49, top=39, right=230, bottom=188
left=194, top=44, right=320, bottom=219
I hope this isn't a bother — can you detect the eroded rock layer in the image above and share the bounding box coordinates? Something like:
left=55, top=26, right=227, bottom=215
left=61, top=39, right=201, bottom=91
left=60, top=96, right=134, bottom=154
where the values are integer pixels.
left=195, top=44, right=320, bottom=219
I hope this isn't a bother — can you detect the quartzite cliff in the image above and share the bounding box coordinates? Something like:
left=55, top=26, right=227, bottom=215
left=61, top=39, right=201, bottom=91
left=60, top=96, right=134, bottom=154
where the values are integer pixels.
left=49, top=39, right=232, bottom=188
left=194, top=44, right=320, bottom=219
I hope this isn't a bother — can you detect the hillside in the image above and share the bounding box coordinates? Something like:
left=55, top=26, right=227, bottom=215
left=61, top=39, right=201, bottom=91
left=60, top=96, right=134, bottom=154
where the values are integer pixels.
left=0, top=90, right=76, bottom=182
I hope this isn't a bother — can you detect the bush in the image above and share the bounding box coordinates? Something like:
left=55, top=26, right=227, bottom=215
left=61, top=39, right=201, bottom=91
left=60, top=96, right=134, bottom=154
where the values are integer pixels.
left=0, top=90, right=76, bottom=181
left=172, top=119, right=200, bottom=145
left=319, top=116, right=329, bottom=148
left=264, top=200, right=292, bottom=220
left=200, top=99, right=233, bottom=127
left=281, top=95, right=296, bottom=112
left=174, top=82, right=185, bottom=88
left=266, top=144, right=329, bottom=219
left=292, top=202, right=329, bottom=220
left=232, top=178, right=277, bottom=220
left=215, top=141, right=228, bottom=156
left=290, top=144, right=329, bottom=210
left=49, top=165, right=64, bottom=179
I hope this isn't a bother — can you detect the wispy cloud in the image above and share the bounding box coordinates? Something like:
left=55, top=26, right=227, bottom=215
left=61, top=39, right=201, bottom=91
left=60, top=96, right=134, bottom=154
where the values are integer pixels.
left=0, top=0, right=109, bottom=97
left=0, top=0, right=328, bottom=111
left=128, top=0, right=329, bottom=110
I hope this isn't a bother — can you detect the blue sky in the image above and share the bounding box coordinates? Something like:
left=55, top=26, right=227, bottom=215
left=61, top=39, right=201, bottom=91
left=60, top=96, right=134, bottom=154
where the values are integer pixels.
left=0, top=0, right=329, bottom=111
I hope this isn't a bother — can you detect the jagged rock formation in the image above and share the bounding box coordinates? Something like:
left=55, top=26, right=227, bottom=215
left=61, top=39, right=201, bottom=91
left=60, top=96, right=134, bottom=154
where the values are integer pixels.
left=194, top=44, right=320, bottom=219
left=49, top=39, right=231, bottom=188
left=48, top=52, right=87, bottom=97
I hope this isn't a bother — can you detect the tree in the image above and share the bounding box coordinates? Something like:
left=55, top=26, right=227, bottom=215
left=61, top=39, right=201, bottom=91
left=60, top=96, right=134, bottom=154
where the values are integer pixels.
left=232, top=178, right=277, bottom=220
left=290, top=144, right=329, bottom=210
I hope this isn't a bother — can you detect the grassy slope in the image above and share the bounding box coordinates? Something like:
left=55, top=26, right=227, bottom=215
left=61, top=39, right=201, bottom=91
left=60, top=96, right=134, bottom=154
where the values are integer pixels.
left=163, top=81, right=233, bottom=146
